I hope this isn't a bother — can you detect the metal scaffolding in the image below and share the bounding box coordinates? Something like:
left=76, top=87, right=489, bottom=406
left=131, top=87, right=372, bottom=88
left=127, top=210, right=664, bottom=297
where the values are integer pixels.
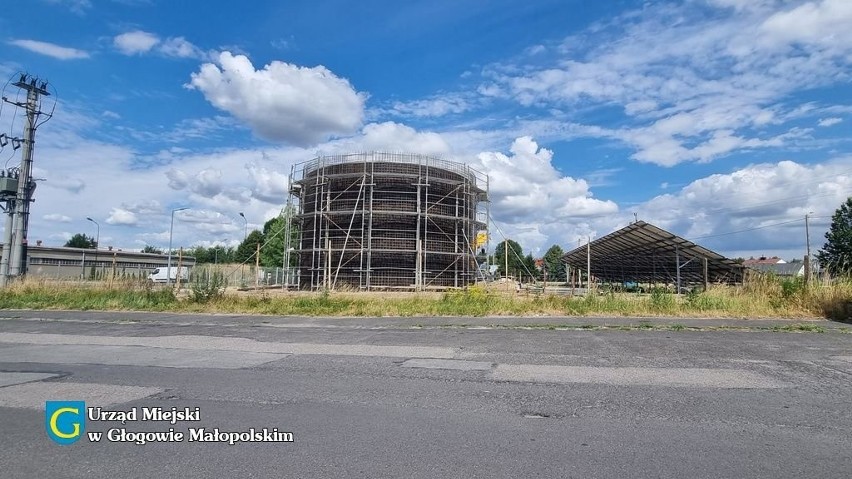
left=287, top=153, right=489, bottom=290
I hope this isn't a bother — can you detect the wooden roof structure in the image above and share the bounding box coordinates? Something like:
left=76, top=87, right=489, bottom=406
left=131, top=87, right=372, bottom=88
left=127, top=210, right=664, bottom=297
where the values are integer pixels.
left=561, top=221, right=744, bottom=284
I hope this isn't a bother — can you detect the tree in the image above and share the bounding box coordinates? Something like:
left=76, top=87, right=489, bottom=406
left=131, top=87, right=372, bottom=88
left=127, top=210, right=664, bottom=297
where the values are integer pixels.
left=817, top=197, right=852, bottom=276
left=260, top=215, right=286, bottom=268
left=141, top=245, right=163, bottom=254
left=65, top=233, right=96, bottom=249
left=188, top=245, right=211, bottom=264
left=543, top=244, right=566, bottom=282
left=235, top=230, right=264, bottom=264
left=231, top=208, right=300, bottom=268
left=493, top=239, right=527, bottom=279
left=207, top=245, right=235, bottom=264
left=524, top=253, right=539, bottom=281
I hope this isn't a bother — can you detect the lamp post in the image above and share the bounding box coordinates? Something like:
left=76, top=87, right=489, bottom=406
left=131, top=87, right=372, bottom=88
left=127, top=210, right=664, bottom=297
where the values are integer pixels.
left=167, top=207, right=188, bottom=285
left=86, top=217, right=99, bottom=279
left=213, top=240, right=226, bottom=265
left=805, top=212, right=813, bottom=281
left=85, top=217, right=99, bottom=250
left=238, top=212, right=247, bottom=241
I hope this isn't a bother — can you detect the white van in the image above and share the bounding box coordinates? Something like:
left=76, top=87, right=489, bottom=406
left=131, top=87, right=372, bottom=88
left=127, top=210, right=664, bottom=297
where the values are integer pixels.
left=147, top=267, right=189, bottom=283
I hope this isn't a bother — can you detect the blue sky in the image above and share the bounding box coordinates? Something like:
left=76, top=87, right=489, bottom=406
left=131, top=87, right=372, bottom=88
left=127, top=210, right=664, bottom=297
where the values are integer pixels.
left=2, top=0, right=851, bottom=260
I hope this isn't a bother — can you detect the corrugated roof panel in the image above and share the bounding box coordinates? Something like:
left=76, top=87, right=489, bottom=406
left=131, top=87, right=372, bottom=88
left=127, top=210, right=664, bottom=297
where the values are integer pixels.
left=561, top=221, right=744, bottom=284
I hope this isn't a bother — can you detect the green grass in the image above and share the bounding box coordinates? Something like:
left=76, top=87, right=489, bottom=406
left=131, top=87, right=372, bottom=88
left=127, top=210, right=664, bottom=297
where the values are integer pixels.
left=771, top=323, right=826, bottom=333
left=1, top=277, right=851, bottom=320
left=0, top=279, right=178, bottom=311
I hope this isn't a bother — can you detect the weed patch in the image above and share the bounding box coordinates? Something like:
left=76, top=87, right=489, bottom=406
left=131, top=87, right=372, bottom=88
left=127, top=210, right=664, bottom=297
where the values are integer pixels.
left=2, top=277, right=851, bottom=319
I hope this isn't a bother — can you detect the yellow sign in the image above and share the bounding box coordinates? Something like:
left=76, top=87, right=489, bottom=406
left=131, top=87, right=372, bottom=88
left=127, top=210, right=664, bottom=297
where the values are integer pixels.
left=475, top=231, right=488, bottom=248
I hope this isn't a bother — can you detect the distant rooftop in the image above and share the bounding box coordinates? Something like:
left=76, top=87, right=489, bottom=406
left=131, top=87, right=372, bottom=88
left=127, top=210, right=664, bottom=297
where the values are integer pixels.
left=742, top=257, right=786, bottom=266
left=747, top=263, right=804, bottom=277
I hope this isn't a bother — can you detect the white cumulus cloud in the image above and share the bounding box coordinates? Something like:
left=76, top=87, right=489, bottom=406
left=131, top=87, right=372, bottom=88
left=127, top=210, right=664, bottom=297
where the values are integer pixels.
left=476, top=137, right=617, bottom=221
left=358, top=122, right=450, bottom=156
left=113, top=31, right=160, bottom=55
left=187, top=52, right=366, bottom=146
left=165, top=168, right=189, bottom=190
left=246, top=163, right=290, bottom=204
left=636, top=157, right=852, bottom=258
left=106, top=208, right=138, bottom=226
left=190, top=168, right=223, bottom=198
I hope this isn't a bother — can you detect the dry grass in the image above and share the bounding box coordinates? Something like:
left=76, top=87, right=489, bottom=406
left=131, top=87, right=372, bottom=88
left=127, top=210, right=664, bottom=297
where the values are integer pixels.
left=0, top=276, right=850, bottom=320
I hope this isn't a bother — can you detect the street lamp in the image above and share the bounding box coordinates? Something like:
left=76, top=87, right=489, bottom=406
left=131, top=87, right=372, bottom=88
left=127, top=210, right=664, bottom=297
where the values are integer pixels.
left=238, top=212, right=247, bottom=241
left=86, top=217, right=99, bottom=278
left=85, top=217, right=99, bottom=250
left=167, top=207, right=188, bottom=285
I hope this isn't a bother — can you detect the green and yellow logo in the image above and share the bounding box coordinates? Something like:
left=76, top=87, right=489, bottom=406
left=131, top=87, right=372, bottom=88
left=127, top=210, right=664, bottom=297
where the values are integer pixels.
left=45, top=401, right=85, bottom=445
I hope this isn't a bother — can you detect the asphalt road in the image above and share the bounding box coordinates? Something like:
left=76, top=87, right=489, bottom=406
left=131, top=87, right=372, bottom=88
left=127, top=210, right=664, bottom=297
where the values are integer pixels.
left=1, top=310, right=850, bottom=478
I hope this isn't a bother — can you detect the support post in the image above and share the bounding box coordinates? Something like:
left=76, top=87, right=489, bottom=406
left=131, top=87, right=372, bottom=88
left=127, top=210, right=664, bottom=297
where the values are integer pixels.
left=325, top=186, right=331, bottom=290
left=505, top=239, right=509, bottom=292
left=0, top=205, right=15, bottom=285
left=176, top=248, right=184, bottom=291
left=586, top=237, right=591, bottom=292
left=111, top=252, right=117, bottom=286
left=676, top=246, right=681, bottom=295
left=805, top=213, right=812, bottom=282
left=256, top=242, right=261, bottom=289
left=454, top=196, right=459, bottom=288
left=415, top=173, right=422, bottom=291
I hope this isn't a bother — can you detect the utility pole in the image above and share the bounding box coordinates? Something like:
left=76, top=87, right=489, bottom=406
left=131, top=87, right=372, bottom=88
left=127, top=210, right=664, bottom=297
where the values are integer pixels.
left=1, top=74, right=50, bottom=285
left=805, top=212, right=812, bottom=282
left=255, top=243, right=261, bottom=289
left=504, top=239, right=509, bottom=292
left=167, top=207, right=188, bottom=286
left=586, top=236, right=591, bottom=292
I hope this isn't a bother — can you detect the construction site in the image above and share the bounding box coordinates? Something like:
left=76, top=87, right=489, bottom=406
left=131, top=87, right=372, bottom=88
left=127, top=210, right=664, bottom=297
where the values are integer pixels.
left=285, top=152, right=489, bottom=291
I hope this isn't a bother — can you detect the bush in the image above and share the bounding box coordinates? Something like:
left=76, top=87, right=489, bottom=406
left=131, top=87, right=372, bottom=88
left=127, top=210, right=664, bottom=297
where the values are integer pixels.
left=650, top=287, right=675, bottom=311
left=142, top=281, right=177, bottom=306
left=780, top=278, right=805, bottom=299
left=189, top=271, right=226, bottom=303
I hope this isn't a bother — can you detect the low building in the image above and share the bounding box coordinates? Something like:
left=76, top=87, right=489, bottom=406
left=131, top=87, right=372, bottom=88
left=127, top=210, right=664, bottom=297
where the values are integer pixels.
left=742, top=256, right=786, bottom=267
left=8, top=245, right=196, bottom=280
left=747, top=262, right=805, bottom=277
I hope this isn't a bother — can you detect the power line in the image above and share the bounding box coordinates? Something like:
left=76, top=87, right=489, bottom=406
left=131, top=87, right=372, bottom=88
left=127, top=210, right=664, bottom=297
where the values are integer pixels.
left=690, top=217, right=805, bottom=241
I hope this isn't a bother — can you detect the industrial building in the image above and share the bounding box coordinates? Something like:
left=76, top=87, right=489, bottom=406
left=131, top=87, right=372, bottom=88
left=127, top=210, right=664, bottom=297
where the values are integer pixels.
left=286, top=153, right=489, bottom=290
left=7, top=245, right=195, bottom=280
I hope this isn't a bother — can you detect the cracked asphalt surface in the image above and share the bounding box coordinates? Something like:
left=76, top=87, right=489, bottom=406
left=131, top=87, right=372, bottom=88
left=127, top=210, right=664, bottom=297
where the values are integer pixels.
left=1, top=310, right=850, bottom=478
